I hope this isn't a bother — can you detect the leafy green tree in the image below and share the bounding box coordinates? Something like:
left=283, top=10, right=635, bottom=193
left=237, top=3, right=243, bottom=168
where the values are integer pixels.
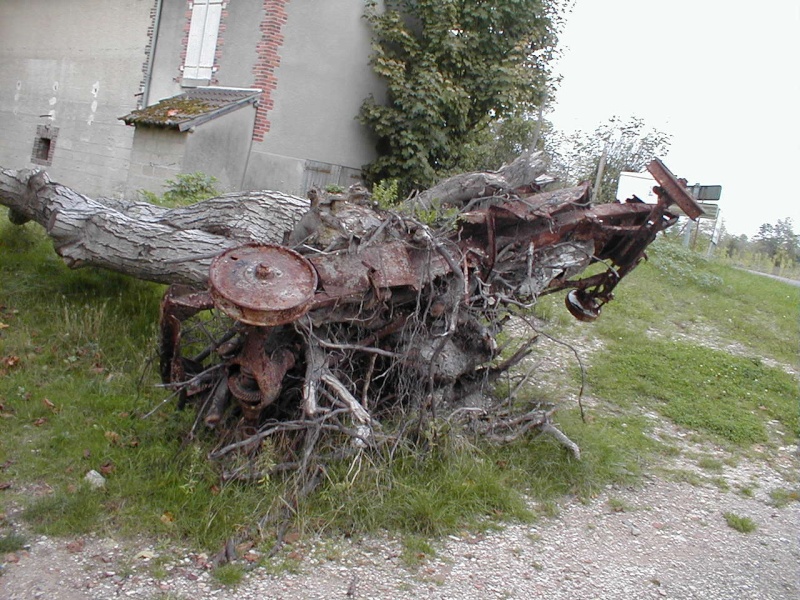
left=545, top=117, right=671, bottom=203
left=753, top=218, right=799, bottom=267
left=360, top=0, right=566, bottom=192
left=457, top=109, right=550, bottom=173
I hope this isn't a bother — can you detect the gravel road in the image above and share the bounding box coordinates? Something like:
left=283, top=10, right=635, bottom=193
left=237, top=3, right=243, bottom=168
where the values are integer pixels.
left=1, top=445, right=797, bottom=600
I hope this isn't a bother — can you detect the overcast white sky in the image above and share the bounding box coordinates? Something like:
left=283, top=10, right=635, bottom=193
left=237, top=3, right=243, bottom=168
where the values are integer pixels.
left=548, top=0, right=800, bottom=238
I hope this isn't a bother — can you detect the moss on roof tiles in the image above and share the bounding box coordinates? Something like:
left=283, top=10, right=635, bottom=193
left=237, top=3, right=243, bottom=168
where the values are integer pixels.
left=120, top=88, right=260, bottom=129
left=126, top=97, right=217, bottom=127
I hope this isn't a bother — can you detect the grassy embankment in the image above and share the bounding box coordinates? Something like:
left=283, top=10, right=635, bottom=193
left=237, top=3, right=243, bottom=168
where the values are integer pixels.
left=1, top=215, right=797, bottom=561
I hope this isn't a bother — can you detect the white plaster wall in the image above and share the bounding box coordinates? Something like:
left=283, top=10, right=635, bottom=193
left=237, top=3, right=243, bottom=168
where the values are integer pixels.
left=0, top=0, right=154, bottom=197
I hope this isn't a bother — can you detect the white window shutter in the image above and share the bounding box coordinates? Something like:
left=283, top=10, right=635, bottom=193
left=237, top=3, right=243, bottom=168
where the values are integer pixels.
left=184, top=0, right=223, bottom=81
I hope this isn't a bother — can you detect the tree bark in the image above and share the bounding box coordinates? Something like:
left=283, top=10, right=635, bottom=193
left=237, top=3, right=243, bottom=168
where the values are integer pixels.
left=0, top=168, right=309, bottom=286
left=410, top=149, right=549, bottom=210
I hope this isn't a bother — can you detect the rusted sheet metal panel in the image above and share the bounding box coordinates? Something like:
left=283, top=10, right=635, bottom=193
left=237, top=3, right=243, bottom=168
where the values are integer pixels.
left=310, top=241, right=420, bottom=299
left=647, top=158, right=704, bottom=219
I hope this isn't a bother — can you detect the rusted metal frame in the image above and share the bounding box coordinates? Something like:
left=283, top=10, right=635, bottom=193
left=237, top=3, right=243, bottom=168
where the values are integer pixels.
left=561, top=198, right=674, bottom=320
left=158, top=285, right=216, bottom=407
left=534, top=204, right=654, bottom=302
left=647, top=158, right=704, bottom=219
left=539, top=269, right=612, bottom=296
left=227, top=327, right=296, bottom=422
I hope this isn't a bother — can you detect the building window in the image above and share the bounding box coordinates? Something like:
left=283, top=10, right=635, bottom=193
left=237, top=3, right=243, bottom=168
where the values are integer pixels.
left=31, top=125, right=58, bottom=166
left=183, top=0, right=223, bottom=84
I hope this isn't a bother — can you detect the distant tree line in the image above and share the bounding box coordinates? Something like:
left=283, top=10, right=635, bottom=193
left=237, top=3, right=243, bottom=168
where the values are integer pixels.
left=720, top=218, right=799, bottom=273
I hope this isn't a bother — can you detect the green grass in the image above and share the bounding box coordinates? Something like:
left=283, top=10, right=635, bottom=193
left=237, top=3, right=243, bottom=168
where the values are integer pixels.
left=299, top=408, right=657, bottom=538
left=401, top=535, right=437, bottom=567
left=587, top=238, right=799, bottom=368
left=211, top=563, right=245, bottom=586
left=1, top=217, right=797, bottom=552
left=0, top=532, right=27, bottom=553
left=697, top=457, right=725, bottom=472
left=723, top=511, right=757, bottom=533
left=587, top=338, right=797, bottom=444
left=1, top=221, right=279, bottom=549
left=768, top=487, right=800, bottom=507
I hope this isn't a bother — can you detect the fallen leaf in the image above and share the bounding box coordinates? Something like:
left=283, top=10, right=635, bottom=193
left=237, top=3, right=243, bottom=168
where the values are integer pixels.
left=0, top=322, right=9, bottom=329
left=99, top=460, right=116, bottom=476
left=0, top=481, right=11, bottom=490
left=160, top=511, right=175, bottom=524
left=66, top=539, right=85, bottom=553
left=33, top=417, right=47, bottom=427
left=104, top=431, right=121, bottom=445
left=2, top=355, right=20, bottom=367
left=135, top=548, right=156, bottom=560
left=283, top=530, right=301, bottom=545
left=235, top=541, right=254, bottom=556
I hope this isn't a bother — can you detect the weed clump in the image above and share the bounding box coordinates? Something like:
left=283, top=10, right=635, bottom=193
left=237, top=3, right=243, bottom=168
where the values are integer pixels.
left=723, top=512, right=756, bottom=533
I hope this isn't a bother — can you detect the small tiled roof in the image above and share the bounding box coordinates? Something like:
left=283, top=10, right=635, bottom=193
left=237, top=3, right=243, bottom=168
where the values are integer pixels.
left=120, top=87, right=261, bottom=132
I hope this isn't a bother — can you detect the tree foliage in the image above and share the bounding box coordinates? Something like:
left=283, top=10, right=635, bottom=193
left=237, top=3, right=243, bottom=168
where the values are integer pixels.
left=457, top=110, right=549, bottom=173
left=545, top=117, right=671, bottom=203
left=360, top=0, right=565, bottom=192
left=751, top=218, right=799, bottom=267
left=716, top=218, right=799, bottom=276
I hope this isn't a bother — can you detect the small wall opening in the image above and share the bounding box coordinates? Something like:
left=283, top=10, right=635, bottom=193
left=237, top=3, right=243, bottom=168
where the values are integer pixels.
left=31, top=125, right=58, bottom=166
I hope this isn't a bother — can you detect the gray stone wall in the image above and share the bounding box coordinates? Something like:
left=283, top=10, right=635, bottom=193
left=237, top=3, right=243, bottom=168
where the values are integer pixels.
left=0, top=0, right=153, bottom=197
left=183, top=104, right=257, bottom=193
left=125, top=127, right=187, bottom=199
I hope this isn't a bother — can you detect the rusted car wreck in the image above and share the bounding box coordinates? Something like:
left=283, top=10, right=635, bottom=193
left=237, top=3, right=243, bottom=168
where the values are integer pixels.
left=153, top=158, right=702, bottom=464
left=0, top=153, right=702, bottom=468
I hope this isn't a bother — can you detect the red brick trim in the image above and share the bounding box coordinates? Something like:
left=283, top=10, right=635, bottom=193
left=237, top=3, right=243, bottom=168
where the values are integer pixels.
left=178, top=1, right=194, bottom=82
left=252, top=0, right=289, bottom=141
left=211, top=4, right=229, bottom=86
left=137, top=0, right=161, bottom=108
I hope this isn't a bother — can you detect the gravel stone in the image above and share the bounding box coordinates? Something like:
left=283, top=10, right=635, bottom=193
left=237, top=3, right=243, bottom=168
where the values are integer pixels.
left=1, top=450, right=797, bottom=600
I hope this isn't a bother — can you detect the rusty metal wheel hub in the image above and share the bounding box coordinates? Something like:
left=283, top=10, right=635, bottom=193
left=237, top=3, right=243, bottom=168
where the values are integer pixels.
left=209, top=243, right=318, bottom=326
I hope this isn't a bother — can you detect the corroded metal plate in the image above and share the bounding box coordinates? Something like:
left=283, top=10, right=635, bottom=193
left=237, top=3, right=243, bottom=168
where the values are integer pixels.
left=209, top=244, right=317, bottom=326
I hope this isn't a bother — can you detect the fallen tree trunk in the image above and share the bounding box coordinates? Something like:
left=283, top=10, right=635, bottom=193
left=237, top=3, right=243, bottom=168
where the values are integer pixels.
left=0, top=151, right=548, bottom=286
left=410, top=149, right=549, bottom=210
left=0, top=168, right=308, bottom=285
